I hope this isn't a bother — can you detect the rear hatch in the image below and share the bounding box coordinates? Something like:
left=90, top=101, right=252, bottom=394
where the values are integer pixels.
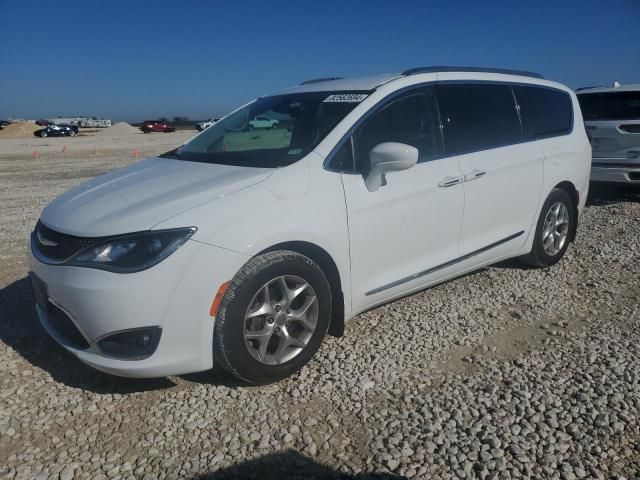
left=578, top=90, right=640, bottom=164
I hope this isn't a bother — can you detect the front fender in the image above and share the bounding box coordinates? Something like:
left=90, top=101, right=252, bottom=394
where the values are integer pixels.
left=155, top=153, right=352, bottom=317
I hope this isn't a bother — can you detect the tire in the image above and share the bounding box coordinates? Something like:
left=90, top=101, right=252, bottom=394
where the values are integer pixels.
left=521, top=188, right=575, bottom=268
left=214, top=250, right=332, bottom=385
left=40, top=132, right=47, bottom=138
left=272, top=123, right=278, bottom=129
left=69, top=131, right=76, bottom=137
left=248, top=124, right=254, bottom=131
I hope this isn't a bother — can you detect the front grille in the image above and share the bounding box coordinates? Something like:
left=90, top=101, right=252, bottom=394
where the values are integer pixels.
left=33, top=221, right=101, bottom=261
left=47, top=301, right=90, bottom=349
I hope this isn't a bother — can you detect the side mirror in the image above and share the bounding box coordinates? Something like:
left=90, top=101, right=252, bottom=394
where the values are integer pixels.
left=365, top=142, right=418, bottom=192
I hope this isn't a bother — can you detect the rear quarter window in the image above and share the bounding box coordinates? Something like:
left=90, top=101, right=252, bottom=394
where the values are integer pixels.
left=516, top=86, right=573, bottom=139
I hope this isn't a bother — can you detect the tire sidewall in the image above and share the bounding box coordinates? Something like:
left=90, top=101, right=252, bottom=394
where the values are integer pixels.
left=214, top=251, right=332, bottom=384
left=532, top=189, right=574, bottom=266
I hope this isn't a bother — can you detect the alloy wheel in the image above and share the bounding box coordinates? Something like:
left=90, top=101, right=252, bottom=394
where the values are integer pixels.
left=542, top=201, right=569, bottom=256
left=243, top=275, right=318, bottom=365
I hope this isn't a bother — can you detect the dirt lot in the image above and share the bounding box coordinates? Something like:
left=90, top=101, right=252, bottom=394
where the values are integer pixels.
left=0, top=132, right=638, bottom=479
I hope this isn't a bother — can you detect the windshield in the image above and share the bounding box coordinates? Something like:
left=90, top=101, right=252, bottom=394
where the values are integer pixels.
left=168, top=91, right=368, bottom=168
left=578, top=91, right=640, bottom=121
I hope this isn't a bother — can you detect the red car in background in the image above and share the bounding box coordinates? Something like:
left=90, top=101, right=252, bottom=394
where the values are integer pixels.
left=140, top=120, right=175, bottom=133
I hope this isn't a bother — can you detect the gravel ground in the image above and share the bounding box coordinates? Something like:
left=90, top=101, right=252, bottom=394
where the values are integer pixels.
left=0, top=135, right=638, bottom=480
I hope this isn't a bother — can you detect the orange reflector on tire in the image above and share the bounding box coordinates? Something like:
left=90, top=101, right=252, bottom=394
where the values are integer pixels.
left=210, top=281, right=231, bottom=317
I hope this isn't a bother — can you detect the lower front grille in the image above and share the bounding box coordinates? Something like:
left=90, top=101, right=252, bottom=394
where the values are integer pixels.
left=46, top=301, right=90, bottom=349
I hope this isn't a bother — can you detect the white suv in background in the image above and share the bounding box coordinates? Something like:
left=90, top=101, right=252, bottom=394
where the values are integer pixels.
left=196, top=118, right=220, bottom=132
left=248, top=116, right=279, bottom=130
left=29, top=67, right=591, bottom=384
left=577, top=83, right=640, bottom=184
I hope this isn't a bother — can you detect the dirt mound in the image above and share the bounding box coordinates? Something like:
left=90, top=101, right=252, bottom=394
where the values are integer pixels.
left=95, top=122, right=141, bottom=136
left=0, top=122, right=41, bottom=138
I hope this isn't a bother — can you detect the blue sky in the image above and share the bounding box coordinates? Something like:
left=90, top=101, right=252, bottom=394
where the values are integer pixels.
left=1, top=0, right=638, bottom=121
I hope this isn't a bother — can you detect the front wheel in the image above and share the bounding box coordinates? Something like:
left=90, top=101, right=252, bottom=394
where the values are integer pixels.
left=521, top=188, right=575, bottom=268
left=214, top=250, right=332, bottom=385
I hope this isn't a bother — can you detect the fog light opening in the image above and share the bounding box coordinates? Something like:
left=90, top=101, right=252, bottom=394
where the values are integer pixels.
left=96, top=327, right=162, bottom=360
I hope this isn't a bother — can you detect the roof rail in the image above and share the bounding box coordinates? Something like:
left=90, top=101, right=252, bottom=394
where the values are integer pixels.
left=402, top=66, right=544, bottom=79
left=300, top=77, right=344, bottom=85
left=575, top=86, right=604, bottom=91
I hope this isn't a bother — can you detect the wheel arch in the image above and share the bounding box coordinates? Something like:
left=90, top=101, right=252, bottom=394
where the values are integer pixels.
left=553, top=180, right=579, bottom=242
left=259, top=241, right=345, bottom=338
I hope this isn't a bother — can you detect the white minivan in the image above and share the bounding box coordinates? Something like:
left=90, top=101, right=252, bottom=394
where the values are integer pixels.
left=29, top=67, right=591, bottom=384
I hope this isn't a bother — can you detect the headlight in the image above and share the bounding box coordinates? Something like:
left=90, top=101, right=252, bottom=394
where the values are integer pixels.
left=68, top=227, right=196, bottom=273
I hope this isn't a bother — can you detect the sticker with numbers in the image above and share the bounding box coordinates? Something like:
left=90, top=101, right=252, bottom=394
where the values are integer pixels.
left=323, top=94, right=368, bottom=103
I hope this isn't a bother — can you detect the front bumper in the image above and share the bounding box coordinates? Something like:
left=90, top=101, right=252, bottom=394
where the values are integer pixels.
left=28, top=238, right=249, bottom=378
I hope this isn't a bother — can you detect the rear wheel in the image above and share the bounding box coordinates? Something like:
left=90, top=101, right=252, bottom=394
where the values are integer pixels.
left=40, top=131, right=47, bottom=138
left=521, top=188, right=575, bottom=268
left=214, top=250, right=331, bottom=385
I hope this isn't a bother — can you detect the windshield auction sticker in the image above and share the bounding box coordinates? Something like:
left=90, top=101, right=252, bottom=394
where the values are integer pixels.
left=323, top=94, right=368, bottom=103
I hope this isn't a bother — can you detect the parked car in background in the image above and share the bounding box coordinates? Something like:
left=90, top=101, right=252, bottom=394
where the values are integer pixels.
left=0, top=120, right=10, bottom=130
left=34, top=124, right=79, bottom=137
left=141, top=120, right=176, bottom=133
left=577, top=83, right=640, bottom=184
left=248, top=116, right=279, bottom=130
left=196, top=118, right=221, bottom=131
left=35, top=119, right=53, bottom=126
left=29, top=67, right=590, bottom=384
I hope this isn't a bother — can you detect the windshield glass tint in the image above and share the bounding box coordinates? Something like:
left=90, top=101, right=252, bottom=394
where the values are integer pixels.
left=578, top=92, right=640, bottom=121
left=172, top=92, right=368, bottom=167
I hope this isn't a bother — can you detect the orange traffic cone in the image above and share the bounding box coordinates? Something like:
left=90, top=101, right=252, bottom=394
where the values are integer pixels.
left=32, top=151, right=40, bottom=159
left=132, top=149, right=140, bottom=159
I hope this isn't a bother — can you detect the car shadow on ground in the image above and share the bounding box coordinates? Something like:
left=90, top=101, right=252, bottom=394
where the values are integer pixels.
left=0, top=276, right=175, bottom=394
left=180, top=367, right=247, bottom=388
left=193, top=450, right=405, bottom=480
left=587, top=182, right=640, bottom=206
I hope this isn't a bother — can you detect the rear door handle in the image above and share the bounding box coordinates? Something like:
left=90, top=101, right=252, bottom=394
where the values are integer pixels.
left=438, top=176, right=463, bottom=188
left=464, top=169, right=487, bottom=182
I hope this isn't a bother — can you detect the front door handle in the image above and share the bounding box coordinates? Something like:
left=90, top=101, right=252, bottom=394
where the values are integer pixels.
left=438, top=176, right=463, bottom=188
left=464, top=169, right=487, bottom=182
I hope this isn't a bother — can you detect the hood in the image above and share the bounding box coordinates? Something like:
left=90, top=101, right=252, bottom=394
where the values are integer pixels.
left=41, top=157, right=273, bottom=236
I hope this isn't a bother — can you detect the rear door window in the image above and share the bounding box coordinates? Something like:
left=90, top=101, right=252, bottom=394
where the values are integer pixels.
left=577, top=91, right=640, bottom=121
left=516, top=86, right=573, bottom=139
left=435, top=84, right=522, bottom=155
